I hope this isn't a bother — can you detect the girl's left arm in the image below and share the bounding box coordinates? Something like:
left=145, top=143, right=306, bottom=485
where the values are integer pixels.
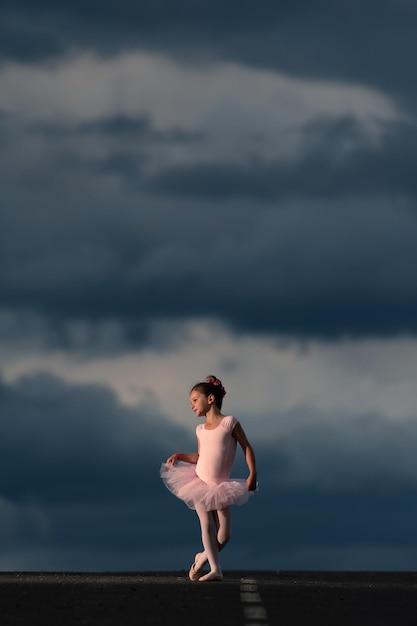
left=233, top=422, right=257, bottom=491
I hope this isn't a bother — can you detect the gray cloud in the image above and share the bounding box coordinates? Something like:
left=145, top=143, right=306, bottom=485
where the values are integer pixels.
left=2, top=0, right=417, bottom=108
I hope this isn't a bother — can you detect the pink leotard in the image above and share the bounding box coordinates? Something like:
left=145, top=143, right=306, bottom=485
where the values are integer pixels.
left=195, top=415, right=238, bottom=484
left=160, top=414, right=254, bottom=511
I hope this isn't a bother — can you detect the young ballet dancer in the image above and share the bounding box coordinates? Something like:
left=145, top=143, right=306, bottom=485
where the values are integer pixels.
left=160, top=375, right=257, bottom=582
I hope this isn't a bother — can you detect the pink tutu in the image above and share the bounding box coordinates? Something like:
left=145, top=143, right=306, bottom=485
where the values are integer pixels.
left=160, top=461, right=254, bottom=511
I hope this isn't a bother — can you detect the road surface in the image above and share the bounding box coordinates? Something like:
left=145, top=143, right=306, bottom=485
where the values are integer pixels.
left=1, top=570, right=416, bottom=625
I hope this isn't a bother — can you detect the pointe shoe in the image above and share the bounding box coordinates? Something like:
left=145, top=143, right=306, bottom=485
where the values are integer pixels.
left=189, top=553, right=205, bottom=581
left=198, top=571, right=223, bottom=582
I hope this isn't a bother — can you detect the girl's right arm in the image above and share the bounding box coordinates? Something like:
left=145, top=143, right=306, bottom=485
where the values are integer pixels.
left=166, top=452, right=199, bottom=464
left=166, top=435, right=200, bottom=465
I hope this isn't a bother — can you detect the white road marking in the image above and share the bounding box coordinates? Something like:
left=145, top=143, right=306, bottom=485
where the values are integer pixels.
left=240, top=578, right=270, bottom=625
left=240, top=592, right=262, bottom=602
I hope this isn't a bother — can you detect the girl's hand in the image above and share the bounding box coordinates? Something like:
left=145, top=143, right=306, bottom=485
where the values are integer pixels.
left=165, top=452, right=198, bottom=465
left=166, top=453, right=181, bottom=464
left=247, top=475, right=257, bottom=491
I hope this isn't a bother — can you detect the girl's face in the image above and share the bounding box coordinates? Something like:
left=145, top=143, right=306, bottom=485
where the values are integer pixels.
left=190, top=390, right=212, bottom=417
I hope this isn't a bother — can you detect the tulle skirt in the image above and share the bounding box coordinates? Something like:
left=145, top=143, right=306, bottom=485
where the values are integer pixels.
left=160, top=461, right=254, bottom=511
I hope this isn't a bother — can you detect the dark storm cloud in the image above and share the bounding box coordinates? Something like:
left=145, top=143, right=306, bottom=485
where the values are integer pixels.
left=89, top=116, right=203, bottom=142
left=70, top=115, right=204, bottom=145
left=30, top=115, right=412, bottom=202
left=148, top=118, right=417, bottom=200
left=0, top=112, right=204, bottom=196
left=0, top=371, right=197, bottom=569
left=2, top=196, right=417, bottom=341
left=1, top=2, right=417, bottom=343
left=2, top=372, right=417, bottom=570
left=236, top=407, right=417, bottom=570
left=2, top=101, right=417, bottom=342
left=2, top=0, right=417, bottom=105
left=0, top=371, right=191, bottom=504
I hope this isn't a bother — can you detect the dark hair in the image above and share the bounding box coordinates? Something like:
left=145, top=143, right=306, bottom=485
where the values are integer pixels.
left=191, top=375, right=226, bottom=410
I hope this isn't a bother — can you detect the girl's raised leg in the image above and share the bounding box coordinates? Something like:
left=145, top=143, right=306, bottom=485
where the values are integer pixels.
left=214, top=507, right=232, bottom=550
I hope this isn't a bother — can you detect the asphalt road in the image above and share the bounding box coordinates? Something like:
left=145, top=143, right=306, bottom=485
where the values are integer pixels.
left=1, top=570, right=417, bottom=626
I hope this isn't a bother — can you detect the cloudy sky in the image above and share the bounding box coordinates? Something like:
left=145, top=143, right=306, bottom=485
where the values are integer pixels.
left=2, top=0, right=417, bottom=572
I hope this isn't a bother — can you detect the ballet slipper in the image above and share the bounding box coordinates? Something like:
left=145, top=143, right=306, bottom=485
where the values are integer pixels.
left=189, top=553, right=205, bottom=581
left=198, top=571, right=223, bottom=582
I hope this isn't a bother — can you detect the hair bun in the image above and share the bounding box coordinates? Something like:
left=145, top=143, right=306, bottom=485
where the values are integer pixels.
left=205, top=375, right=226, bottom=397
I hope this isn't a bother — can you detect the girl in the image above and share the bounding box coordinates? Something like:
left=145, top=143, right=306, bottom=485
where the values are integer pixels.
left=160, top=375, right=257, bottom=582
